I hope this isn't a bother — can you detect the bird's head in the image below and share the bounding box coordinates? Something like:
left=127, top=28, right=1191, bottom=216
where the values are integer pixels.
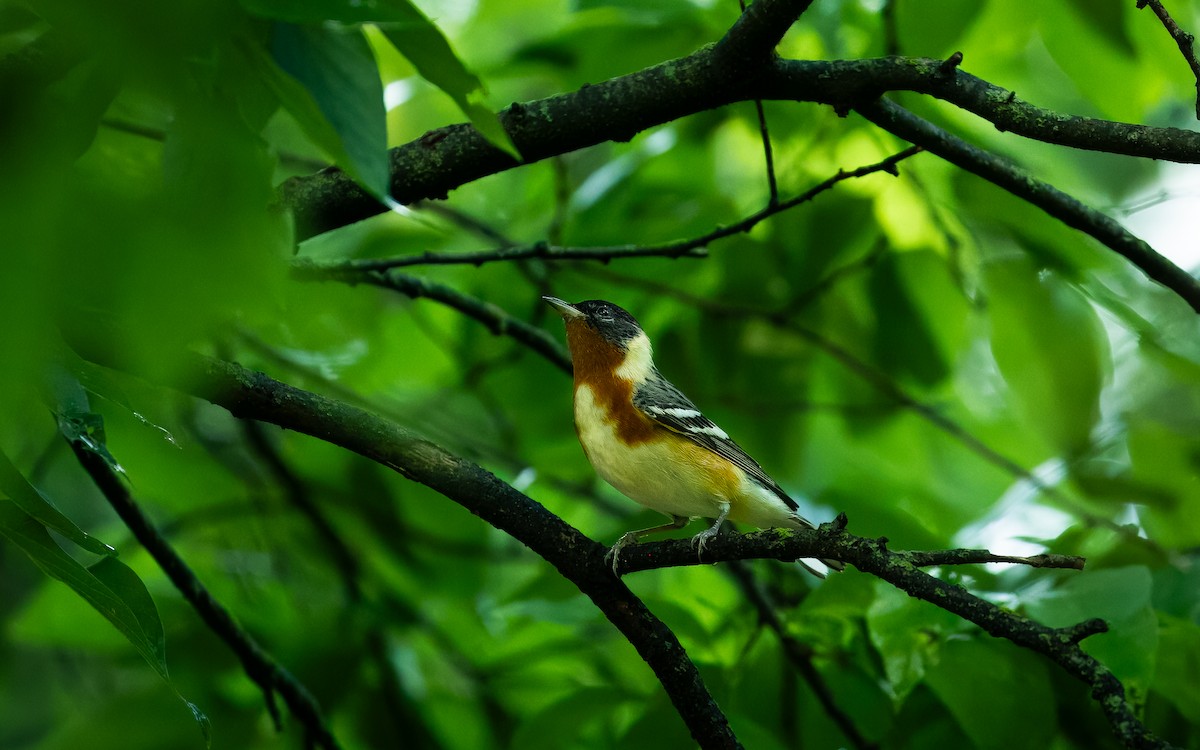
left=543, top=297, right=653, bottom=382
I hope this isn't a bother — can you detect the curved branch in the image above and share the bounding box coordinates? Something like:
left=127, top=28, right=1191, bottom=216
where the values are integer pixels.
left=759, top=57, right=1200, bottom=161
left=90, top=350, right=1175, bottom=750
left=1138, top=0, right=1200, bottom=118
left=614, top=522, right=1175, bottom=750
left=854, top=98, right=1200, bottom=313
left=294, top=146, right=916, bottom=273
left=279, top=53, right=1200, bottom=243
left=134, top=354, right=742, bottom=749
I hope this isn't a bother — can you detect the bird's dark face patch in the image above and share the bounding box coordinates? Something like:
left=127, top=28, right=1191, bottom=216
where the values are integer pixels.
left=573, top=300, right=643, bottom=346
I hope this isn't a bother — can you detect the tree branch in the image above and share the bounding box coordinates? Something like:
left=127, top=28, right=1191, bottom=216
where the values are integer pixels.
left=293, top=146, right=915, bottom=274
left=279, top=46, right=1200, bottom=311
left=900, top=549, right=1086, bottom=569
left=86, top=351, right=1176, bottom=750
left=123, top=354, right=742, bottom=749
left=1138, top=0, right=1200, bottom=118
left=279, top=53, right=1200, bottom=244
left=297, top=242, right=707, bottom=271
left=715, top=0, right=817, bottom=72
left=68, top=440, right=344, bottom=750
left=854, top=98, right=1200, bottom=313
left=613, top=521, right=1174, bottom=750
left=288, top=264, right=573, bottom=374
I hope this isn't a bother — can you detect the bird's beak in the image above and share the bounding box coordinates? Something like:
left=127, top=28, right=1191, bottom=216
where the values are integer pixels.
left=542, top=296, right=585, bottom=320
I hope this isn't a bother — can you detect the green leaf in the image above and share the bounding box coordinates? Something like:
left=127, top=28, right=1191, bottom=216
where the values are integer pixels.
left=0, top=500, right=160, bottom=668
left=88, top=556, right=167, bottom=666
left=1024, top=566, right=1158, bottom=692
left=866, top=582, right=964, bottom=703
left=271, top=22, right=390, bottom=197
left=375, top=4, right=519, bottom=159
left=242, top=0, right=518, bottom=158
left=985, top=257, right=1109, bottom=455
left=0, top=448, right=115, bottom=557
left=0, top=500, right=211, bottom=744
left=46, top=363, right=126, bottom=476
left=868, top=251, right=966, bottom=388
left=1062, top=0, right=1135, bottom=55
left=924, top=638, right=1055, bottom=750
left=1152, top=615, right=1200, bottom=723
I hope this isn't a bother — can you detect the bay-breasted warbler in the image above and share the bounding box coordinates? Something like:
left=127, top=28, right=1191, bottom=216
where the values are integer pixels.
left=545, top=296, right=842, bottom=575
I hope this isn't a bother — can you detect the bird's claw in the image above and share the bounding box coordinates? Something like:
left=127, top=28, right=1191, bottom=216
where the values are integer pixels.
left=605, top=531, right=642, bottom=576
left=689, top=527, right=719, bottom=560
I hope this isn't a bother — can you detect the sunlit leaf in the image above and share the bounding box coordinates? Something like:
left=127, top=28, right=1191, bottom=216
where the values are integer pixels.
left=985, top=257, right=1109, bottom=456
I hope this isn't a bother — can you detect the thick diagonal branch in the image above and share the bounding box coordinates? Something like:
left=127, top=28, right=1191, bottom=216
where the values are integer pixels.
left=137, top=355, right=741, bottom=749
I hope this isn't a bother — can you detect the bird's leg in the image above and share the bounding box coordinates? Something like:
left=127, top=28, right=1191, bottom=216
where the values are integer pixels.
left=689, top=502, right=731, bottom=559
left=606, top=514, right=689, bottom=575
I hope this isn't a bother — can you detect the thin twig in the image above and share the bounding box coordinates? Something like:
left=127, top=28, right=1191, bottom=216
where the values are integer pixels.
left=1138, top=0, right=1200, bottom=119
left=297, top=242, right=707, bottom=271
left=726, top=561, right=878, bottom=750
left=69, top=441, right=344, bottom=750
left=738, top=0, right=780, bottom=204
left=899, top=549, right=1086, bottom=569
left=289, top=264, right=573, bottom=374
left=302, top=147, right=918, bottom=274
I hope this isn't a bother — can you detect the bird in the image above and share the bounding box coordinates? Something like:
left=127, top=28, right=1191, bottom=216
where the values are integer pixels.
left=543, top=296, right=843, bottom=575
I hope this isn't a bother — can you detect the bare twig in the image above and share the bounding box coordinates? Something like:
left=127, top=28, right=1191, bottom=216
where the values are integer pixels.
left=1138, top=0, right=1200, bottom=119
left=297, top=242, right=707, bottom=271
left=69, top=440, right=344, bottom=750
left=300, top=146, right=917, bottom=276
left=899, top=549, right=1086, bottom=570
left=736, top=0, right=780, bottom=205
left=289, top=264, right=573, bottom=374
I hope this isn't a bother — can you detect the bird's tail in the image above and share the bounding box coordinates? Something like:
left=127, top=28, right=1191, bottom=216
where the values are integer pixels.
left=788, top=514, right=845, bottom=575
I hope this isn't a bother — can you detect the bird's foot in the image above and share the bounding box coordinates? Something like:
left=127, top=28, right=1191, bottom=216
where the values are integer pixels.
left=689, top=525, right=721, bottom=560
left=605, top=531, right=642, bottom=576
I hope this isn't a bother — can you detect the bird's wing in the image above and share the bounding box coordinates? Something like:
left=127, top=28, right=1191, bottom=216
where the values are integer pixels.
left=633, top=373, right=799, bottom=512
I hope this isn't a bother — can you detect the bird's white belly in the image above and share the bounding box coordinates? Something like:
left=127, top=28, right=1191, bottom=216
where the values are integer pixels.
left=574, top=385, right=726, bottom=519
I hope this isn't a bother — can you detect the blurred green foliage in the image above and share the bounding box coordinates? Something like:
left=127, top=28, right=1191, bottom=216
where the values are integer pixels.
left=2, top=0, right=1199, bottom=748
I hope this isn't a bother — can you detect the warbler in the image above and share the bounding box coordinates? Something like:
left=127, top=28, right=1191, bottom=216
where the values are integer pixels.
left=544, top=296, right=842, bottom=575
